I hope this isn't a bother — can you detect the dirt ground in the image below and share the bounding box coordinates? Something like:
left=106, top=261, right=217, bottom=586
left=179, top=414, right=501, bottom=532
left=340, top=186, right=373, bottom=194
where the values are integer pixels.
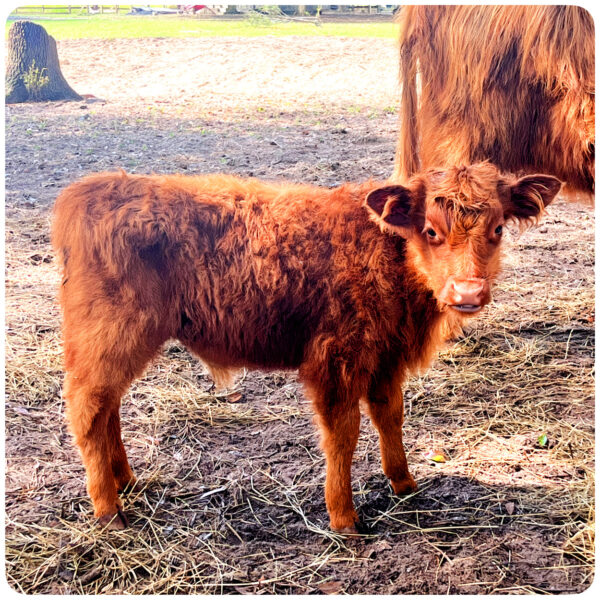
left=4, top=34, right=595, bottom=594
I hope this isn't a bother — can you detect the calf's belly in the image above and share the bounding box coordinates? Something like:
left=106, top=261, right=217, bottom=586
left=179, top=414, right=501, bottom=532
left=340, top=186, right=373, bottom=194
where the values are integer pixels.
left=176, top=302, right=314, bottom=371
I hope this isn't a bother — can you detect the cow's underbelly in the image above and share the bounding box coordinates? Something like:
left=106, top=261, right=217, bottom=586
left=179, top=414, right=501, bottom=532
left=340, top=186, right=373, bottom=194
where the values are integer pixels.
left=176, top=298, right=317, bottom=371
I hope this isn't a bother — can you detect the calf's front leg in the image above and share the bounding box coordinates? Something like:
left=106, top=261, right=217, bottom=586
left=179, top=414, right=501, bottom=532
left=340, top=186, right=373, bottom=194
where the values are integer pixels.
left=366, top=375, right=417, bottom=495
left=309, top=387, right=361, bottom=533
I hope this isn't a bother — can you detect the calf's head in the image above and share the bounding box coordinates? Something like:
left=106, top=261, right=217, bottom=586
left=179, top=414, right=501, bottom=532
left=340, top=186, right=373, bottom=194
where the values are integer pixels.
left=366, top=163, right=561, bottom=314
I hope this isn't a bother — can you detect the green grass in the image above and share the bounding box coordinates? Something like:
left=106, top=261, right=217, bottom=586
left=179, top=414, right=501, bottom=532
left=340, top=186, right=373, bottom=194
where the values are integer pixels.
left=5, top=14, right=397, bottom=40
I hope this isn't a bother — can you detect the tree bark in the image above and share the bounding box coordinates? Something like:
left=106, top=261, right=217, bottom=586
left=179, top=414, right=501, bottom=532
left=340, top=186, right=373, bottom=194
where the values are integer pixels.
left=5, top=20, right=82, bottom=104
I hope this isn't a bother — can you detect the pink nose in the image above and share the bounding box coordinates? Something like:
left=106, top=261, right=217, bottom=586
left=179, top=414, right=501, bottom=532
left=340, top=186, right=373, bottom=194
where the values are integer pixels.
left=450, top=278, right=489, bottom=308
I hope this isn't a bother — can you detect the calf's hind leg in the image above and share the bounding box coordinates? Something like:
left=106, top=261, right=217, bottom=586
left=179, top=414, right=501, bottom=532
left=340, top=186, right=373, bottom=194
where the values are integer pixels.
left=64, top=374, right=129, bottom=529
left=107, top=408, right=137, bottom=493
left=63, top=327, right=164, bottom=529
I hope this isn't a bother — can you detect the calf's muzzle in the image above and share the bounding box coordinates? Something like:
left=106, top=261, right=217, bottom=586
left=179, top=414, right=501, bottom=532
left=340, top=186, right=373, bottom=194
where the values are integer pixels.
left=441, top=278, right=490, bottom=313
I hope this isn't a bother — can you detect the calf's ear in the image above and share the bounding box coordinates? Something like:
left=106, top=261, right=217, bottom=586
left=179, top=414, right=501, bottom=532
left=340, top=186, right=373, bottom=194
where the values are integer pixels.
left=505, top=174, right=562, bottom=222
left=365, top=185, right=415, bottom=236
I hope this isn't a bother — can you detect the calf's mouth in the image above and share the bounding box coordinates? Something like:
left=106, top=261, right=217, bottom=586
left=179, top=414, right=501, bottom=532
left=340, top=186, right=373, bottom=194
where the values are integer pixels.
left=451, top=304, right=484, bottom=314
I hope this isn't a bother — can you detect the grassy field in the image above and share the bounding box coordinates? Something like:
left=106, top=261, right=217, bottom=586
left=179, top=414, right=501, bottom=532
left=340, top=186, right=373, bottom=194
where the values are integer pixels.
left=5, top=13, right=397, bottom=40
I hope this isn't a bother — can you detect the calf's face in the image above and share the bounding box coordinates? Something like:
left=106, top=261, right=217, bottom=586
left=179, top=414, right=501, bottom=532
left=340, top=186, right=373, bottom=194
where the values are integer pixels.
left=366, top=164, right=561, bottom=314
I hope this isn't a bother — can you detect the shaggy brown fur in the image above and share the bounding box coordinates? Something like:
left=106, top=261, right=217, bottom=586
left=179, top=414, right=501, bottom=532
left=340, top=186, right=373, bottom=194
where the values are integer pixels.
left=394, top=5, right=594, bottom=199
left=52, top=164, right=561, bottom=532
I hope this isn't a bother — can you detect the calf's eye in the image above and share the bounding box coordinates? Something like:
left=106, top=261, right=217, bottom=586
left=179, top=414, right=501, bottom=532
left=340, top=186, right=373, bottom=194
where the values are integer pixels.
left=494, top=225, right=503, bottom=235
left=426, top=228, right=437, bottom=238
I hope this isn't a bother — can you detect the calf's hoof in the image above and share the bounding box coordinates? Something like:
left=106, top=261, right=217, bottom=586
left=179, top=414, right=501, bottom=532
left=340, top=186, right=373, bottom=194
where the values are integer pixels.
left=333, top=520, right=368, bottom=535
left=390, top=474, right=418, bottom=496
left=98, top=508, right=129, bottom=530
left=334, top=524, right=359, bottom=535
left=330, top=510, right=360, bottom=535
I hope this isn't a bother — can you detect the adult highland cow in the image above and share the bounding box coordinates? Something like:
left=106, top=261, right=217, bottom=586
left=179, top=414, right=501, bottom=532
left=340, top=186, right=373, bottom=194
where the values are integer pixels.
left=393, top=5, right=594, bottom=200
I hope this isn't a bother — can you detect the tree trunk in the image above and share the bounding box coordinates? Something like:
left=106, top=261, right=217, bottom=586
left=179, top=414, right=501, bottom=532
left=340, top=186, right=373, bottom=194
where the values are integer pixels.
left=5, top=20, right=82, bottom=104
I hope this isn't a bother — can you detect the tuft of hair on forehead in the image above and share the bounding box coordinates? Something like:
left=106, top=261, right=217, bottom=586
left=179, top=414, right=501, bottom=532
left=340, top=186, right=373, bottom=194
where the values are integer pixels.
left=422, top=162, right=504, bottom=214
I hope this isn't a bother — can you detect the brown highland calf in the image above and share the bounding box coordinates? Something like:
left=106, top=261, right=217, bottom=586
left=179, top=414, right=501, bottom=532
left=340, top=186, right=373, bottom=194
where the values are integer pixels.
left=394, top=5, right=594, bottom=199
left=52, top=164, right=561, bottom=532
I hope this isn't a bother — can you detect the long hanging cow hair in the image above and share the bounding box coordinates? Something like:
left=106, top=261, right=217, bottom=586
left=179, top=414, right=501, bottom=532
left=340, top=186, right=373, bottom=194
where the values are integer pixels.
left=394, top=5, right=594, bottom=199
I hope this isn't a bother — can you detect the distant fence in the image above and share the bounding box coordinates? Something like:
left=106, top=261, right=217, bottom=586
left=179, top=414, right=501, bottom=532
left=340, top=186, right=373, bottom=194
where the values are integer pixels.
left=10, top=5, right=180, bottom=15
left=10, top=5, right=392, bottom=16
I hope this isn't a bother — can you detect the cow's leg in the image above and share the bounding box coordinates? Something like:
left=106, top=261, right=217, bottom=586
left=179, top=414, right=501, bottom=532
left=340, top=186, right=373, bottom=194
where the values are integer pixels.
left=366, top=375, right=417, bottom=495
left=64, top=374, right=129, bottom=529
left=107, top=407, right=137, bottom=493
left=62, top=320, right=165, bottom=529
left=308, top=385, right=361, bottom=533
